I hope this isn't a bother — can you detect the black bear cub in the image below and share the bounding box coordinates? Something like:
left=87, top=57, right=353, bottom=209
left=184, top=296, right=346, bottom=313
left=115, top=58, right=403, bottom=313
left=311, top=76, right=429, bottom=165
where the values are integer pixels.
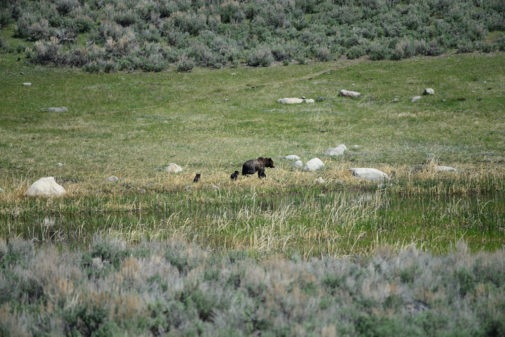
left=230, top=171, right=239, bottom=180
left=193, top=173, right=201, bottom=183
left=242, top=157, right=274, bottom=176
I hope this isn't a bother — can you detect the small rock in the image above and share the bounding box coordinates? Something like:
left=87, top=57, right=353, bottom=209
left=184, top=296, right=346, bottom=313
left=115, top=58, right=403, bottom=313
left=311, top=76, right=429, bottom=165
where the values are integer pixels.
left=278, top=97, right=304, bottom=104
left=392, top=97, right=399, bottom=103
left=423, top=88, right=435, bottom=95
left=211, top=185, right=220, bottom=191
left=25, top=177, right=66, bottom=197
left=326, top=144, right=347, bottom=156
left=411, top=96, right=422, bottom=103
left=22, top=82, right=32, bottom=86
left=350, top=168, right=389, bottom=181
left=57, top=162, right=64, bottom=167
left=434, top=165, right=457, bottom=172
left=339, top=89, right=361, bottom=98
left=44, top=107, right=68, bottom=112
left=42, top=217, right=55, bottom=227
left=293, top=160, right=303, bottom=169
left=304, top=98, right=315, bottom=103
left=164, top=163, right=183, bottom=173
left=315, top=177, right=325, bottom=184
left=184, top=185, right=192, bottom=191
left=0, top=187, right=4, bottom=193
left=351, top=145, right=360, bottom=149
left=106, top=176, right=119, bottom=182
left=304, top=158, right=324, bottom=171
left=284, top=155, right=301, bottom=161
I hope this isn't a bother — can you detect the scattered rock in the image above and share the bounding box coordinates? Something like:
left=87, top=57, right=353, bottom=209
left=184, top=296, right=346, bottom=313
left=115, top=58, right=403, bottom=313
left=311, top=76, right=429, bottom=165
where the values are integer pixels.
left=351, top=145, right=360, bottom=149
left=22, top=82, right=32, bottom=86
left=326, top=144, right=347, bottom=156
left=57, top=162, right=64, bottom=167
left=44, top=107, right=68, bottom=112
left=0, top=187, right=4, bottom=193
left=284, top=155, right=301, bottom=161
left=42, top=217, right=55, bottom=227
left=277, top=97, right=304, bottom=104
left=423, top=88, right=435, bottom=95
left=434, top=165, right=457, bottom=172
left=315, top=177, right=325, bottom=184
left=339, top=89, right=361, bottom=98
left=392, top=97, right=399, bottom=103
left=293, top=160, right=303, bottom=169
left=106, top=175, right=119, bottom=182
left=350, top=168, right=389, bottom=181
left=277, top=97, right=315, bottom=104
left=304, top=158, right=324, bottom=171
left=411, top=96, right=422, bottom=103
left=164, top=163, right=183, bottom=173
left=25, top=177, right=66, bottom=197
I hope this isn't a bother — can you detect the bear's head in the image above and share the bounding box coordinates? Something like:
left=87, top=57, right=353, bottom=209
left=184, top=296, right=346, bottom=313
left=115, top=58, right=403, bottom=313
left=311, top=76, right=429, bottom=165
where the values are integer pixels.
left=264, top=157, right=274, bottom=168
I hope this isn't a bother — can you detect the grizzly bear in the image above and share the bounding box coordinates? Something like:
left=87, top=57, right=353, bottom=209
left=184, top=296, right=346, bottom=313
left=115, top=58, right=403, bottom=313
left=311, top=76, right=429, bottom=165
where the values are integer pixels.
left=258, top=168, right=266, bottom=179
left=242, top=157, right=274, bottom=176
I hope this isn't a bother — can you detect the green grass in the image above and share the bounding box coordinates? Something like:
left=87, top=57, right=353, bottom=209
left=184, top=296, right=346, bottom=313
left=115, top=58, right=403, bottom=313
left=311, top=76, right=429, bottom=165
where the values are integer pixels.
left=0, top=50, right=504, bottom=255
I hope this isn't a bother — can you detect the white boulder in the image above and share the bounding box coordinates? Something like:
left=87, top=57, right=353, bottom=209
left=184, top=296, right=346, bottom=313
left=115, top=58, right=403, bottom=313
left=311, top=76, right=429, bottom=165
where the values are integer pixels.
left=434, top=165, right=457, bottom=172
left=315, top=177, right=325, bottom=184
left=25, top=177, right=66, bottom=197
left=293, top=160, right=303, bottom=169
left=304, top=158, right=324, bottom=171
left=423, top=88, right=435, bottom=95
left=326, top=144, right=347, bottom=156
left=278, top=97, right=304, bottom=104
left=284, top=155, right=301, bottom=161
left=22, top=82, right=32, bottom=86
left=339, top=90, right=361, bottom=98
left=304, top=98, right=315, bottom=103
left=106, top=176, right=119, bottom=182
left=411, top=96, right=422, bottom=103
left=164, top=163, right=183, bottom=173
left=350, top=168, right=389, bottom=181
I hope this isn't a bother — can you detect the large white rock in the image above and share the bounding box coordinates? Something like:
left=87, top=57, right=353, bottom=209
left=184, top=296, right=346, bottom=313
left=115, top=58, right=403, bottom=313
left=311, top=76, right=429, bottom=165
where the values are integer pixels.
left=284, top=155, right=301, bottom=161
left=423, top=88, right=435, bottom=95
left=106, top=175, right=119, bottom=182
left=304, top=158, right=324, bottom=171
left=434, top=165, right=457, bottom=172
left=164, top=163, right=183, bottom=173
left=278, top=97, right=304, bottom=104
left=411, top=96, right=422, bottom=103
left=326, top=144, right=347, bottom=156
left=293, top=160, right=303, bottom=169
left=304, top=98, right=315, bottom=103
left=25, top=177, right=66, bottom=197
left=339, top=89, right=361, bottom=98
left=350, top=168, right=389, bottom=181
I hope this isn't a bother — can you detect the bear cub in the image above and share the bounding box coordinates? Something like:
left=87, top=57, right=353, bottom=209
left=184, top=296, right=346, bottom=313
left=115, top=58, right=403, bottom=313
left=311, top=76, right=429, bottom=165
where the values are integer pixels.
left=242, top=157, right=274, bottom=176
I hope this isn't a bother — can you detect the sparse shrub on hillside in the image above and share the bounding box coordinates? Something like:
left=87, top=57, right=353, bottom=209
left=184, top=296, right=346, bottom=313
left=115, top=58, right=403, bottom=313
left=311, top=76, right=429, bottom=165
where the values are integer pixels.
left=5, top=0, right=504, bottom=71
left=176, top=55, right=194, bottom=72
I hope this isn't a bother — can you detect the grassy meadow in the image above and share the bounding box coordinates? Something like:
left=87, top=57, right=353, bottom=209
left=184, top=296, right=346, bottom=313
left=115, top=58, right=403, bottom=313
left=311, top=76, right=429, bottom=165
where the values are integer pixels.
left=1, top=49, right=505, bottom=256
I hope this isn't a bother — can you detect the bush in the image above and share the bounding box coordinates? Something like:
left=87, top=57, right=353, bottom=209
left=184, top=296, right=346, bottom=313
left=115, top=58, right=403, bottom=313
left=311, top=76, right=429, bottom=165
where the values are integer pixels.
left=176, top=56, right=194, bottom=72
left=246, top=47, right=273, bottom=67
left=346, top=45, right=366, bottom=59
left=29, top=37, right=63, bottom=65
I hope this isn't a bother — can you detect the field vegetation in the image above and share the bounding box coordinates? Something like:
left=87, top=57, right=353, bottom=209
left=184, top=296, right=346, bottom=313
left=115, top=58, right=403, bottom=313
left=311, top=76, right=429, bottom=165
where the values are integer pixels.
left=0, top=0, right=504, bottom=71
left=1, top=20, right=505, bottom=334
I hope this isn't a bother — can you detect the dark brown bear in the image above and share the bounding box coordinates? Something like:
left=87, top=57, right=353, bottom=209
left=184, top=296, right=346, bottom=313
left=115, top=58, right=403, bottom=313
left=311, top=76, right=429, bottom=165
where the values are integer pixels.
left=242, top=157, right=274, bottom=176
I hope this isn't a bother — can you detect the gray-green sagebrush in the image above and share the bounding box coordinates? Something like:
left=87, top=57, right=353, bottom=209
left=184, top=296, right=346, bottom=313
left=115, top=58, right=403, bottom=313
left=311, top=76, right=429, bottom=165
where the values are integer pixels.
left=1, top=237, right=504, bottom=336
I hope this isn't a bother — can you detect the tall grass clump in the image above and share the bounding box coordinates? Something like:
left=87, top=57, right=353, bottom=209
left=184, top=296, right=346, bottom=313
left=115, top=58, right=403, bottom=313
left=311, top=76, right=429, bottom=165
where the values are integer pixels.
left=0, top=0, right=503, bottom=71
left=1, top=237, right=505, bottom=336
